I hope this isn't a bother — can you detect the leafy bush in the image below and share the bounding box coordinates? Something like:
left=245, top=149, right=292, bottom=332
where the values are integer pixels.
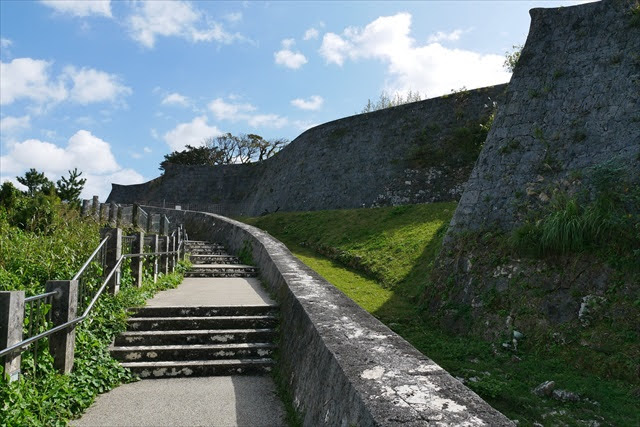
left=0, top=265, right=187, bottom=426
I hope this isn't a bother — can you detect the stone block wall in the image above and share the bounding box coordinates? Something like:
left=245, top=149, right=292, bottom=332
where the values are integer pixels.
left=108, top=85, right=506, bottom=216
left=449, top=0, right=640, bottom=234
left=142, top=205, right=513, bottom=426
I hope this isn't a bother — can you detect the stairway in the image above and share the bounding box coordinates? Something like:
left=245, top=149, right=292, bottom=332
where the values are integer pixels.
left=185, top=241, right=258, bottom=278
left=110, top=240, right=278, bottom=379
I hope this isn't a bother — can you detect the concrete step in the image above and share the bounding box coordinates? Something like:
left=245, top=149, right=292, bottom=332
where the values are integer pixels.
left=185, top=264, right=258, bottom=278
left=127, top=315, right=278, bottom=331
left=187, top=248, right=229, bottom=256
left=185, top=242, right=225, bottom=250
left=184, top=271, right=258, bottom=278
left=114, top=329, right=277, bottom=346
left=190, top=254, right=240, bottom=264
left=128, top=305, right=279, bottom=318
left=111, top=342, right=275, bottom=362
left=120, top=358, right=275, bottom=379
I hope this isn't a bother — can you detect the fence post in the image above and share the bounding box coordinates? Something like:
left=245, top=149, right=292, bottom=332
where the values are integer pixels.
left=81, top=199, right=91, bottom=217
left=152, top=234, right=159, bottom=283
left=100, top=203, right=109, bottom=223
left=171, top=234, right=176, bottom=273
left=45, top=280, right=78, bottom=374
left=160, top=215, right=169, bottom=236
left=92, top=196, right=100, bottom=218
left=0, top=291, right=25, bottom=382
left=101, top=228, right=122, bottom=294
left=163, top=236, right=169, bottom=275
left=132, top=204, right=139, bottom=230
left=109, top=202, right=118, bottom=227
left=132, top=231, right=144, bottom=287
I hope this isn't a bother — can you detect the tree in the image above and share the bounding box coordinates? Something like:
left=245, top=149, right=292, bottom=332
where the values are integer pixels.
left=504, top=45, right=523, bottom=73
left=160, top=133, right=289, bottom=171
left=16, top=168, right=54, bottom=196
left=56, top=168, right=86, bottom=205
left=159, top=145, right=224, bottom=171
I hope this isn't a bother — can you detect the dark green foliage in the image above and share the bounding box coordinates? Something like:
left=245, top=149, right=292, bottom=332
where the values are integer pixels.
left=160, top=134, right=289, bottom=171
left=55, top=168, right=86, bottom=206
left=159, top=144, right=222, bottom=171
left=16, top=169, right=55, bottom=197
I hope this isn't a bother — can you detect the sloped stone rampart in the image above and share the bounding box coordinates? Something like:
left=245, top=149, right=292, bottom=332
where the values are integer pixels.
left=449, top=0, right=640, bottom=233
left=108, top=85, right=506, bottom=216
left=143, top=206, right=513, bottom=426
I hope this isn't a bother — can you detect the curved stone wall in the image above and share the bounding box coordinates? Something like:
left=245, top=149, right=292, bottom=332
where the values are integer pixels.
left=108, top=85, right=506, bottom=216
left=142, top=205, right=513, bottom=426
left=449, top=0, right=640, bottom=233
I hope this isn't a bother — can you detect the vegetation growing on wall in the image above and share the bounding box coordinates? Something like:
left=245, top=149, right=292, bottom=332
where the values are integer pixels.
left=361, top=90, right=424, bottom=113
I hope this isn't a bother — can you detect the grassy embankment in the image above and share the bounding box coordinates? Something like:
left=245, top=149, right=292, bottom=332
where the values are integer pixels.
left=242, top=203, right=638, bottom=426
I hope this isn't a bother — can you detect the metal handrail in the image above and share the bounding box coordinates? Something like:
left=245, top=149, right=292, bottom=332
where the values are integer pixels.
left=0, top=239, right=186, bottom=358
left=24, top=291, right=58, bottom=303
left=72, top=236, right=110, bottom=281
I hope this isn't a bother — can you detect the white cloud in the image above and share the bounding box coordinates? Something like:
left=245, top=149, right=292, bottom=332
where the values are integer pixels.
left=163, top=115, right=222, bottom=151
left=207, top=97, right=288, bottom=129
left=0, top=130, right=141, bottom=199
left=40, top=0, right=112, bottom=18
left=303, top=28, right=319, bottom=41
left=63, top=66, right=131, bottom=104
left=161, top=92, right=190, bottom=107
left=127, top=1, right=240, bottom=48
left=427, top=29, right=467, bottom=44
left=0, top=115, right=31, bottom=134
left=291, top=95, right=324, bottom=111
left=274, top=39, right=307, bottom=70
left=208, top=97, right=256, bottom=121
left=0, top=38, right=12, bottom=49
left=0, top=58, right=131, bottom=107
left=224, top=12, right=242, bottom=23
left=143, top=146, right=152, bottom=153
left=83, top=168, right=144, bottom=200
left=0, top=58, right=67, bottom=105
left=247, top=114, right=287, bottom=129
left=319, top=13, right=510, bottom=97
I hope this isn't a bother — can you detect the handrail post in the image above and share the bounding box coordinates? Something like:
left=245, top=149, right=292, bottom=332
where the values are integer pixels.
left=163, top=236, right=169, bottom=275
left=152, top=234, right=159, bottom=283
left=45, top=280, right=78, bottom=374
left=132, top=204, right=140, bottom=230
left=171, top=234, right=176, bottom=273
left=101, top=228, right=122, bottom=294
left=92, top=196, right=100, bottom=218
left=132, top=231, right=144, bottom=287
left=99, top=203, right=108, bottom=223
left=0, top=291, right=25, bottom=382
left=81, top=199, right=91, bottom=217
left=109, top=202, right=118, bottom=227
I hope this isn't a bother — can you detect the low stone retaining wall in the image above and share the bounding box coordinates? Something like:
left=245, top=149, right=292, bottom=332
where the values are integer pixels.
left=143, top=206, right=513, bottom=426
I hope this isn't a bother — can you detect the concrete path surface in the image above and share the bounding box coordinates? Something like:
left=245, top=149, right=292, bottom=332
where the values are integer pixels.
left=73, top=271, right=285, bottom=426
left=71, top=376, right=286, bottom=427
left=146, top=277, right=276, bottom=307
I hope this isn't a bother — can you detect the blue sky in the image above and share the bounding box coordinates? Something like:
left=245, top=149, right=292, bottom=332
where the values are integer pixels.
left=0, top=0, right=593, bottom=199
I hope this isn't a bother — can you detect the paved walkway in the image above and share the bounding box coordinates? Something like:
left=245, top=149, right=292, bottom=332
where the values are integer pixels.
left=72, top=277, right=285, bottom=427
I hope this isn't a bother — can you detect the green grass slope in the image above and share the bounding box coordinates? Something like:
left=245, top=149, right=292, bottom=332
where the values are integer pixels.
left=242, top=204, right=638, bottom=427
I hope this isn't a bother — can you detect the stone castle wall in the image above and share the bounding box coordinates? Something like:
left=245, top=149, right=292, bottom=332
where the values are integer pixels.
left=108, top=85, right=506, bottom=216
left=449, top=0, right=640, bottom=234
